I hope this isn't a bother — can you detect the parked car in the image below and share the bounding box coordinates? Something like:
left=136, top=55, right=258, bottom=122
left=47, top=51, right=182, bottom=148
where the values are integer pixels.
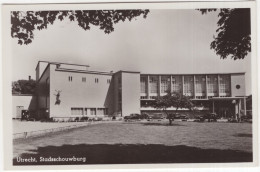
left=241, top=115, right=252, bottom=123
left=204, top=113, right=217, bottom=122
left=180, top=115, right=188, bottom=119
left=148, top=113, right=165, bottom=120
left=124, top=113, right=141, bottom=120
left=194, top=115, right=205, bottom=122
left=21, top=110, right=36, bottom=121
left=166, top=113, right=177, bottom=120
left=174, top=113, right=181, bottom=119
left=88, top=117, right=102, bottom=121
left=140, top=113, right=149, bottom=119
left=81, top=117, right=89, bottom=121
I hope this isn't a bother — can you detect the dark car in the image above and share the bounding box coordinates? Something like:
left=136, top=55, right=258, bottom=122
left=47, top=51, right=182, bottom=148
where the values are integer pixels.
left=124, top=113, right=141, bottom=120
left=204, top=113, right=217, bottom=122
left=194, top=115, right=205, bottom=122
left=180, top=115, right=188, bottom=119
left=166, top=113, right=175, bottom=120
left=174, top=113, right=181, bottom=119
left=140, top=113, right=149, bottom=119
left=240, top=115, right=252, bottom=123
left=148, top=113, right=165, bottom=120
left=21, top=110, right=36, bottom=121
left=166, top=113, right=176, bottom=120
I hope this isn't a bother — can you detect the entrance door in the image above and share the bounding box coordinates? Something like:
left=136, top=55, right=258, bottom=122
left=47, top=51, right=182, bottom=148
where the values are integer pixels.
left=218, top=107, right=233, bottom=118
left=215, top=101, right=235, bottom=119
left=16, top=106, right=24, bottom=118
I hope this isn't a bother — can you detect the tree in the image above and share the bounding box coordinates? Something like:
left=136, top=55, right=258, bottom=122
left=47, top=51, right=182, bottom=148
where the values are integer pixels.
left=153, top=90, right=194, bottom=125
left=198, top=8, right=251, bottom=60
left=12, top=79, right=36, bottom=94
left=11, top=10, right=149, bottom=45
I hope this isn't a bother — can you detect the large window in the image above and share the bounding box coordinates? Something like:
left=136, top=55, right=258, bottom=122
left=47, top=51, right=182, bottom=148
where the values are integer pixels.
left=172, top=76, right=182, bottom=93
left=140, top=76, right=147, bottom=93
left=90, top=108, right=96, bottom=115
left=195, top=75, right=206, bottom=94
left=71, top=108, right=83, bottom=115
left=149, top=76, right=158, bottom=93
left=183, top=76, right=194, bottom=95
left=207, top=75, right=218, bottom=94
left=219, top=75, right=230, bottom=94
left=161, top=76, right=170, bottom=93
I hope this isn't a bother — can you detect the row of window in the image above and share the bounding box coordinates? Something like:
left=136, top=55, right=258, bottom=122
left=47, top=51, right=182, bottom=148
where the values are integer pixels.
left=68, top=76, right=111, bottom=84
left=71, top=107, right=108, bottom=115
left=140, top=95, right=228, bottom=100
left=140, top=75, right=231, bottom=94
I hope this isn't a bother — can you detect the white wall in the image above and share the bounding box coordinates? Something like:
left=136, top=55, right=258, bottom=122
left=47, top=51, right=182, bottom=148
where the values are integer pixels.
left=231, top=73, right=246, bottom=97
left=49, top=65, right=113, bottom=118
left=121, top=72, right=141, bottom=116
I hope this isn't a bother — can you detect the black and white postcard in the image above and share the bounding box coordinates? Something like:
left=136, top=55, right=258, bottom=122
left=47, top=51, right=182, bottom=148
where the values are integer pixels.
left=1, top=0, right=258, bottom=171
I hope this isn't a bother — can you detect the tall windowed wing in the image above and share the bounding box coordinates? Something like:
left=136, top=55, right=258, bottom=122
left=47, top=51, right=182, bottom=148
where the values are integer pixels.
left=172, top=76, right=182, bottom=93
left=149, top=76, right=158, bottom=93
left=183, top=76, right=194, bottom=96
left=140, top=76, right=147, bottom=93
left=195, top=75, right=206, bottom=98
left=219, top=75, right=231, bottom=97
left=161, top=76, right=170, bottom=93
left=207, top=75, right=218, bottom=97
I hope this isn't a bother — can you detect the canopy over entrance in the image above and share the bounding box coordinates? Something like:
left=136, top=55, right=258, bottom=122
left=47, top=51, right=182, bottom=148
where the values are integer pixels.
left=208, top=97, right=247, bottom=119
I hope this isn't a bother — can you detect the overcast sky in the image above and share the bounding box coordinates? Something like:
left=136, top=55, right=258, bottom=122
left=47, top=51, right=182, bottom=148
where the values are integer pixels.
left=11, top=9, right=251, bottom=95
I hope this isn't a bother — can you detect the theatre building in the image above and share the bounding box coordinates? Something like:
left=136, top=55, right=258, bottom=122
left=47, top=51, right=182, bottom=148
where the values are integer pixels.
left=31, top=61, right=247, bottom=121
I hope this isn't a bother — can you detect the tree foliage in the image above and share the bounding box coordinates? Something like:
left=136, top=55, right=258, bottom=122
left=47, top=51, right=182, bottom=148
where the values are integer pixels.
left=12, top=79, right=36, bottom=94
left=153, top=91, right=194, bottom=121
left=198, top=8, right=251, bottom=60
left=11, top=10, right=149, bottom=45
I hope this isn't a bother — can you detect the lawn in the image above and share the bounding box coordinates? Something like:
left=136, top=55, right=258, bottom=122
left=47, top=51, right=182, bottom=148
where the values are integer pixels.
left=13, top=121, right=252, bottom=165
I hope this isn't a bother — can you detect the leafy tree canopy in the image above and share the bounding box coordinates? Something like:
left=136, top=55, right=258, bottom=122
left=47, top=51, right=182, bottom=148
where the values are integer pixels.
left=153, top=91, right=194, bottom=115
left=153, top=91, right=194, bottom=125
left=198, top=8, right=251, bottom=60
left=12, top=79, right=36, bottom=94
left=11, top=10, right=149, bottom=45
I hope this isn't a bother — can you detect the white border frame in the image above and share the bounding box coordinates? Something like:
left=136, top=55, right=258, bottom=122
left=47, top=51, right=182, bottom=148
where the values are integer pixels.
left=1, top=0, right=258, bottom=171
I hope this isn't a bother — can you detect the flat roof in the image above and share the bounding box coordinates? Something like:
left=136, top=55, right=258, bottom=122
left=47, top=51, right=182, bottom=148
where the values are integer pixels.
left=56, top=68, right=113, bottom=76
left=35, top=61, right=246, bottom=79
left=140, top=72, right=245, bottom=75
left=35, top=60, right=90, bottom=70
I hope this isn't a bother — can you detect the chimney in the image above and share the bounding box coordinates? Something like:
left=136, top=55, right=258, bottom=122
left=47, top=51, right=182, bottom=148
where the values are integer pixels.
left=29, top=75, right=31, bottom=80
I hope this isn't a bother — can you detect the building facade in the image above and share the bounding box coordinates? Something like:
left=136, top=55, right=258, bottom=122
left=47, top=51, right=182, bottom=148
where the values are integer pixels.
left=32, top=61, right=247, bottom=121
